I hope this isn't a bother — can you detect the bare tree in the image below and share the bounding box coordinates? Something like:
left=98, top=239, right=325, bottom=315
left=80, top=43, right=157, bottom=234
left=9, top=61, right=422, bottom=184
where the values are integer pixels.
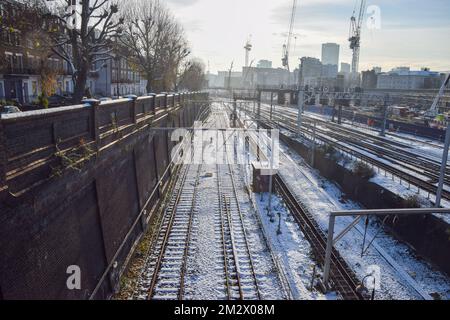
left=43, top=0, right=123, bottom=102
left=178, top=59, right=206, bottom=92
left=120, top=0, right=189, bottom=93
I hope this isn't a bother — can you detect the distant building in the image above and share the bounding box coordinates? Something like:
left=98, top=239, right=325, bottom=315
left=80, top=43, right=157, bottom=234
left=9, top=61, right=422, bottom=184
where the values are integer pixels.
left=373, top=67, right=382, bottom=74
left=361, top=69, right=377, bottom=89
left=224, top=75, right=243, bottom=89
left=340, top=63, right=351, bottom=74
left=242, top=67, right=290, bottom=89
left=321, top=43, right=339, bottom=67
left=257, top=60, right=272, bottom=69
left=299, top=57, right=322, bottom=87
left=322, top=64, right=338, bottom=78
left=206, top=73, right=218, bottom=88
left=216, top=71, right=242, bottom=88
left=377, top=67, right=441, bottom=90
left=94, top=46, right=146, bottom=97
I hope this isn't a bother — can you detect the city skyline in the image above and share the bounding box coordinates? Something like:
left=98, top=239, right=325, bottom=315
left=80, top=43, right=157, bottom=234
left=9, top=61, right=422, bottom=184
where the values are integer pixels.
left=166, top=0, right=450, bottom=73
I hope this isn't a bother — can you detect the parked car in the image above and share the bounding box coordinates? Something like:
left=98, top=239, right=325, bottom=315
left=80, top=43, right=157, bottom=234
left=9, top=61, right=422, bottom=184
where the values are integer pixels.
left=1, top=105, right=22, bottom=115
left=48, top=94, right=71, bottom=107
left=99, top=97, right=113, bottom=103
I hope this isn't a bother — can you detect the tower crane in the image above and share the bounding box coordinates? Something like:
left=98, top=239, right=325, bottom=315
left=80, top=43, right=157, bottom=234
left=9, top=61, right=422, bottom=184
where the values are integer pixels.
left=282, top=0, right=298, bottom=73
left=426, top=73, right=450, bottom=118
left=349, top=0, right=366, bottom=79
left=244, top=36, right=253, bottom=68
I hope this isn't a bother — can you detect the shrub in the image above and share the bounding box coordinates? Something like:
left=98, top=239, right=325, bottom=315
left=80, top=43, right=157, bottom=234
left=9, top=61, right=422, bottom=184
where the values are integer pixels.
left=352, top=161, right=375, bottom=180
left=38, top=94, right=49, bottom=109
left=403, top=195, right=421, bottom=208
left=319, top=144, right=340, bottom=161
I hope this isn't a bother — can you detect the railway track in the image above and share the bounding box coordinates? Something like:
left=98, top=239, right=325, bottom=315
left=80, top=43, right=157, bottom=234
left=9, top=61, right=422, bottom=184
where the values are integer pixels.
left=228, top=101, right=445, bottom=300
left=216, top=160, right=261, bottom=299
left=214, top=117, right=262, bottom=299
left=227, top=109, right=363, bottom=300
left=274, top=175, right=363, bottom=300
left=134, top=164, right=201, bottom=300
left=243, top=104, right=450, bottom=201
left=134, top=108, right=283, bottom=300
left=266, top=105, right=450, bottom=181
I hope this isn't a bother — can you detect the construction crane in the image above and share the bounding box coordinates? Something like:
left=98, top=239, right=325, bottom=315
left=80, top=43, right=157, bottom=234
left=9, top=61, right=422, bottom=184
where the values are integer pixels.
left=227, top=61, right=234, bottom=91
left=243, top=59, right=255, bottom=87
left=282, top=0, right=298, bottom=73
left=244, top=36, right=252, bottom=68
left=349, top=0, right=366, bottom=78
left=426, top=73, right=450, bottom=118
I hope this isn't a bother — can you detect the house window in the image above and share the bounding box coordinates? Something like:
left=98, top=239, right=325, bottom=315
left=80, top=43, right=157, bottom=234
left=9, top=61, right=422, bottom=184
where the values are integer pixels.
left=5, top=52, right=13, bottom=70
left=32, top=81, right=38, bottom=96
left=15, top=54, right=23, bottom=71
left=0, top=81, right=4, bottom=99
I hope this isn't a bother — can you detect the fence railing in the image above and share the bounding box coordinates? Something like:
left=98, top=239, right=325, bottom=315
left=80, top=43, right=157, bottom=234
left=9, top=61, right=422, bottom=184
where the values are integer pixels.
left=0, top=92, right=208, bottom=195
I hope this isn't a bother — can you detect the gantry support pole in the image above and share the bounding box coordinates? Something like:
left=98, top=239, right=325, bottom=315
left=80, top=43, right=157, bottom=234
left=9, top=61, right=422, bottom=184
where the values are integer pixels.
left=436, top=124, right=450, bottom=207
left=297, top=90, right=304, bottom=136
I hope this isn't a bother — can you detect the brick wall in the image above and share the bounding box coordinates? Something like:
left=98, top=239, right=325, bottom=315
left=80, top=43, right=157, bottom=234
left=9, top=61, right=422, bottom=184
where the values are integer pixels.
left=0, top=92, right=209, bottom=299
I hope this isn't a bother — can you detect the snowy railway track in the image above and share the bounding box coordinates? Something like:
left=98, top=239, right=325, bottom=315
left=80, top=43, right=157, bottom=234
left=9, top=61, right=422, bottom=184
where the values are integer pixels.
left=248, top=105, right=450, bottom=201
left=134, top=164, right=202, bottom=300
left=266, top=105, right=450, bottom=182
left=273, top=175, right=363, bottom=300
left=133, top=108, right=287, bottom=300
left=216, top=144, right=261, bottom=299
left=230, top=112, right=363, bottom=300
left=233, top=102, right=444, bottom=300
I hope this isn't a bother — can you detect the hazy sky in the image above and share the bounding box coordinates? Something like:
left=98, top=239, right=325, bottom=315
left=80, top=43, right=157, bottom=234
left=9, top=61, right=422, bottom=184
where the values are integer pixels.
left=165, top=0, right=450, bottom=74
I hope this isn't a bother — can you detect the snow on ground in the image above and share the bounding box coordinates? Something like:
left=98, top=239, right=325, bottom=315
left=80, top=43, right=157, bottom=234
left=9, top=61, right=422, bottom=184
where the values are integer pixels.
left=233, top=102, right=450, bottom=300
left=278, top=143, right=450, bottom=300
left=261, top=102, right=450, bottom=224
left=183, top=107, right=286, bottom=300
left=301, top=106, right=448, bottom=164
left=184, top=165, right=228, bottom=300
left=254, top=192, right=337, bottom=300
left=275, top=103, right=448, bottom=164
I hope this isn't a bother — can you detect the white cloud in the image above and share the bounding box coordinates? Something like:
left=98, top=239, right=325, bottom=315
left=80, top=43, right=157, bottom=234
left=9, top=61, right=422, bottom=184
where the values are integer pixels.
left=166, top=0, right=450, bottom=73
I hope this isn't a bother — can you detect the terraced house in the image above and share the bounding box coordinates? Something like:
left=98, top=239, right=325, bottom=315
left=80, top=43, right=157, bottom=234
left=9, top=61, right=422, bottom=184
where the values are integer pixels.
left=0, top=0, right=146, bottom=106
left=0, top=0, right=74, bottom=105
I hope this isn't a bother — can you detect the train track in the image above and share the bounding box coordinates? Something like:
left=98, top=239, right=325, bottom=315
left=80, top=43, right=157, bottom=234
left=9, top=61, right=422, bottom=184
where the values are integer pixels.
left=266, top=105, right=450, bottom=181
left=134, top=164, right=201, bottom=300
left=134, top=109, right=278, bottom=300
left=274, top=175, right=363, bottom=300
left=227, top=109, right=363, bottom=300
left=243, top=104, right=450, bottom=201
left=228, top=101, right=444, bottom=300
left=216, top=159, right=261, bottom=299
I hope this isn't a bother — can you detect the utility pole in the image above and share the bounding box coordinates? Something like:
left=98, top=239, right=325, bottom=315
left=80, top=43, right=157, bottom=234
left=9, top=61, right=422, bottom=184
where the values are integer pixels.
left=227, top=61, right=234, bottom=99
left=297, top=89, right=304, bottom=136
left=233, top=98, right=237, bottom=128
left=270, top=92, right=274, bottom=120
left=380, top=94, right=389, bottom=137
left=257, top=90, right=262, bottom=121
left=268, top=132, right=275, bottom=219
left=311, top=121, right=316, bottom=167
left=338, top=105, right=343, bottom=125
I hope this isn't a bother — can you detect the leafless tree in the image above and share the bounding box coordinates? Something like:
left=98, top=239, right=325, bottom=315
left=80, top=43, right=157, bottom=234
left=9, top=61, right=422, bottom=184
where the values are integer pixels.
left=120, top=0, right=189, bottom=92
left=43, top=0, right=123, bottom=102
left=178, top=59, right=206, bottom=92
